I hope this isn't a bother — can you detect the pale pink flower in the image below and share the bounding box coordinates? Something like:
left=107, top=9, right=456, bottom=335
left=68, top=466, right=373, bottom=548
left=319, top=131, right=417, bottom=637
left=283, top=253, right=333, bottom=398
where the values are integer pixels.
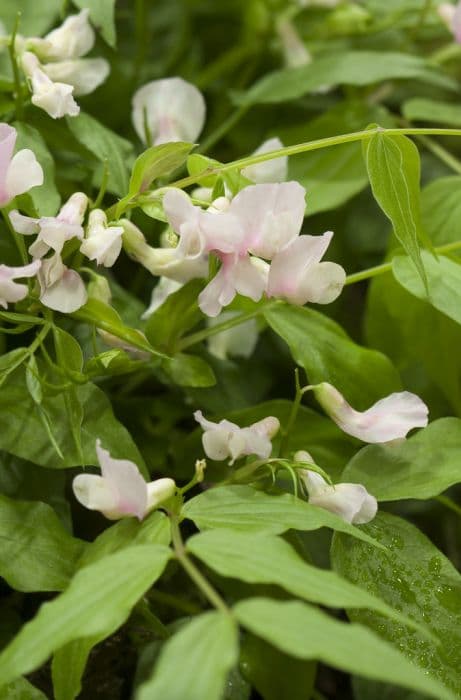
left=10, top=192, right=88, bottom=258
left=38, top=253, right=87, bottom=313
left=132, top=77, right=206, bottom=146
left=194, top=410, right=280, bottom=464
left=438, top=2, right=461, bottom=43
left=0, top=123, right=43, bottom=207
left=80, top=209, right=123, bottom=267
left=295, top=451, right=377, bottom=525
left=72, top=439, right=176, bottom=520
left=198, top=253, right=268, bottom=317
left=267, top=231, right=346, bottom=305
left=0, top=260, right=41, bottom=308
left=312, top=383, right=429, bottom=443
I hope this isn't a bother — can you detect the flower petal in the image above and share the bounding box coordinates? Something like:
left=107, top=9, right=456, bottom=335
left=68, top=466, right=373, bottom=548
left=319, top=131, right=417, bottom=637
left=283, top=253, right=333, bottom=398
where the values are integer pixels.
left=5, top=149, right=44, bottom=201
left=146, top=478, right=176, bottom=513
left=241, top=137, right=288, bottom=184
left=96, top=439, right=148, bottom=520
left=0, top=123, right=16, bottom=203
left=44, top=58, right=109, bottom=96
left=72, top=474, right=119, bottom=517
left=39, top=264, right=87, bottom=313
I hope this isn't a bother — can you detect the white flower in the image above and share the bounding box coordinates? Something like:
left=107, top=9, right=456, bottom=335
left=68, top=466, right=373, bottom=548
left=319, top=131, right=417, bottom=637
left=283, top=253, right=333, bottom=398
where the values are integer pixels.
left=38, top=253, right=87, bottom=313
left=0, top=123, right=43, bottom=207
left=72, top=439, right=176, bottom=520
left=207, top=311, right=259, bottom=360
left=0, top=260, right=41, bottom=308
left=312, top=383, right=429, bottom=443
left=22, top=51, right=79, bottom=119
left=241, top=137, right=288, bottom=184
left=80, top=209, right=123, bottom=267
left=132, top=77, right=206, bottom=145
left=27, top=9, right=95, bottom=61
left=43, top=58, right=109, bottom=96
left=295, top=450, right=377, bottom=524
left=267, top=231, right=346, bottom=305
left=194, top=410, right=280, bottom=464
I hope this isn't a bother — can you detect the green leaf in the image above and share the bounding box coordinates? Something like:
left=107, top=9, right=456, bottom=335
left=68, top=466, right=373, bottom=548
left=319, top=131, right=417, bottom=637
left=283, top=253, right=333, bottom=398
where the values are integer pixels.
left=14, top=122, right=60, bottom=216
left=71, top=0, right=116, bottom=47
left=331, top=513, right=461, bottom=697
left=137, top=612, right=238, bottom=700
left=163, top=354, right=216, bottom=387
left=363, top=132, right=427, bottom=290
left=128, top=141, right=194, bottom=196
left=0, top=545, right=171, bottom=688
left=0, top=367, right=146, bottom=471
left=234, top=598, right=454, bottom=700
left=3, top=677, right=48, bottom=700
left=67, top=112, right=134, bottom=197
left=0, top=0, right=61, bottom=34
left=145, top=279, right=204, bottom=353
left=236, top=51, right=456, bottom=106
left=187, top=153, right=220, bottom=187
left=52, top=638, right=96, bottom=700
left=393, top=252, right=461, bottom=326
left=264, top=304, right=401, bottom=409
left=183, top=485, right=383, bottom=547
left=403, top=98, right=461, bottom=127
left=0, top=494, right=85, bottom=592
left=343, top=417, right=461, bottom=501
left=187, top=529, right=426, bottom=633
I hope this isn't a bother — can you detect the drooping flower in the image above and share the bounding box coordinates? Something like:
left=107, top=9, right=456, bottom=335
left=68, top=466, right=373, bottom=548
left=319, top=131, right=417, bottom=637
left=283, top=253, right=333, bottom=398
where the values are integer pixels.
left=0, top=260, right=41, bottom=308
left=0, top=123, right=43, bottom=207
left=194, top=410, right=280, bottom=464
left=267, top=231, right=346, bottom=305
left=295, top=450, right=377, bottom=524
left=241, top=137, right=288, bottom=184
left=21, top=51, right=80, bottom=119
left=131, top=77, right=206, bottom=145
left=72, top=439, right=176, bottom=520
left=80, top=209, right=123, bottom=267
left=311, top=382, right=429, bottom=443
left=37, top=253, right=87, bottom=313
left=10, top=192, right=88, bottom=258
left=438, top=2, right=461, bottom=43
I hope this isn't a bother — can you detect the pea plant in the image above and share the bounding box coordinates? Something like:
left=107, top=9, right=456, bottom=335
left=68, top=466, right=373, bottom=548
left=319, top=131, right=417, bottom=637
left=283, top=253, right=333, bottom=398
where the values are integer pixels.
left=1, top=1, right=461, bottom=699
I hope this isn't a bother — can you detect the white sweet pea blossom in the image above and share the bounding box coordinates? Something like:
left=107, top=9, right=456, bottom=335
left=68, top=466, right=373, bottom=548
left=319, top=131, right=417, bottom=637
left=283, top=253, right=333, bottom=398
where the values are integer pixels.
left=267, top=231, right=346, bottom=305
left=43, top=58, right=110, bottom=97
left=27, top=9, right=95, bottom=61
left=241, top=137, right=288, bottom=184
left=438, top=2, right=461, bottom=42
left=80, top=209, right=123, bottom=267
left=194, top=410, right=280, bottom=464
left=0, top=123, right=43, bottom=207
left=73, top=439, right=176, bottom=520
left=10, top=192, right=88, bottom=258
left=22, top=51, right=79, bottom=119
left=0, top=260, right=41, bottom=308
left=132, top=77, right=206, bottom=145
left=312, top=382, right=429, bottom=443
left=295, top=450, right=377, bottom=525
left=38, top=253, right=87, bottom=313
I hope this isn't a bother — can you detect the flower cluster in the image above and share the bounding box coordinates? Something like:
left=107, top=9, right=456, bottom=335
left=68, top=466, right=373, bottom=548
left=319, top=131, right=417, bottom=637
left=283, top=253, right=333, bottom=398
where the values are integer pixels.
left=12, top=10, right=109, bottom=118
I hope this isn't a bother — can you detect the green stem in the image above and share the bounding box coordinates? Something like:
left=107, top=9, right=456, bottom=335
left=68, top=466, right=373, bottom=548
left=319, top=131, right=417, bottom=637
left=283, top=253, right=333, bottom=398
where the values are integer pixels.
left=436, top=495, right=461, bottom=518
left=279, top=368, right=303, bottom=457
left=170, top=517, right=230, bottom=614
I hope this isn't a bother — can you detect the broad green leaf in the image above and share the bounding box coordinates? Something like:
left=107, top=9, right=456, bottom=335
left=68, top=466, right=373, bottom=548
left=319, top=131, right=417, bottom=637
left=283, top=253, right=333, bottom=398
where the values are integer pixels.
left=78, top=511, right=170, bottom=569
left=240, top=633, right=316, bottom=700
left=52, top=638, right=96, bottom=700
left=162, top=353, right=216, bottom=387
left=67, top=112, right=134, bottom=196
left=145, top=279, right=204, bottom=353
left=183, top=485, right=382, bottom=547
left=363, top=132, right=427, bottom=289
left=343, top=418, right=461, bottom=501
left=0, top=367, right=146, bottom=471
left=264, top=304, right=401, bottom=409
left=0, top=0, right=61, bottom=34
left=0, top=348, right=30, bottom=387
left=393, top=252, right=461, bottom=326
left=0, top=494, right=85, bottom=592
left=421, top=176, right=461, bottom=246
left=236, top=51, right=456, bottom=106
left=128, top=142, right=194, bottom=196
left=53, top=327, right=85, bottom=380
left=136, top=612, right=238, bottom=700
left=331, top=513, right=461, bottom=697
left=14, top=122, right=60, bottom=216
left=187, top=529, right=426, bottom=633
left=235, top=598, right=454, bottom=700
left=0, top=545, right=171, bottom=688
left=72, top=0, right=116, bottom=46
left=3, top=677, right=47, bottom=700
left=403, top=98, right=461, bottom=127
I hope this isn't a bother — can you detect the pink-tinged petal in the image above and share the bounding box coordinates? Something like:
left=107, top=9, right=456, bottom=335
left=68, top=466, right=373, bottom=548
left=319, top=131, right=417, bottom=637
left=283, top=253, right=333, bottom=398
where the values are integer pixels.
left=241, top=137, right=288, bottom=184
left=72, top=474, right=119, bottom=516
left=146, top=478, right=176, bottom=513
left=313, top=382, right=429, bottom=443
left=9, top=210, right=40, bottom=235
left=232, top=256, right=269, bottom=301
left=198, top=260, right=237, bottom=317
left=163, top=188, right=198, bottom=234
left=229, top=182, right=306, bottom=259
left=96, top=439, right=148, bottom=520
left=39, top=266, right=87, bottom=313
left=200, top=211, right=245, bottom=254
left=5, top=149, right=44, bottom=201
left=0, top=123, right=16, bottom=203
left=58, top=192, right=88, bottom=225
